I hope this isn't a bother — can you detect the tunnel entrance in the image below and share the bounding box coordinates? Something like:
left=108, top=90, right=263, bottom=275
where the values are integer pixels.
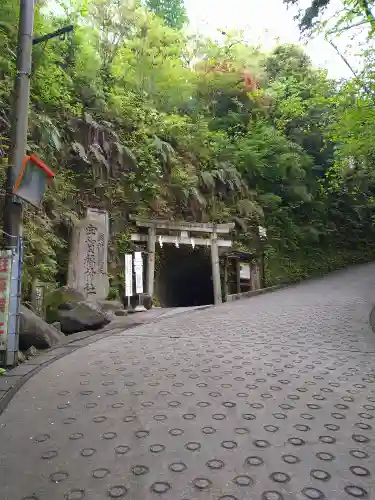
left=156, top=245, right=214, bottom=307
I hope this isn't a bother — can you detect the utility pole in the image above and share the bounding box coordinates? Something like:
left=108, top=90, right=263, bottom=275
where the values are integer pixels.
left=1, top=1, right=72, bottom=366
left=2, top=0, right=35, bottom=366
left=4, top=0, right=35, bottom=244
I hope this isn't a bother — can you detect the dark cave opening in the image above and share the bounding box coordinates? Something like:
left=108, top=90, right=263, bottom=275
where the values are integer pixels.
left=156, top=244, right=214, bottom=307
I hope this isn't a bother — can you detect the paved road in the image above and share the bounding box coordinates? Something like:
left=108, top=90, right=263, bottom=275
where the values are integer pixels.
left=1, top=264, right=375, bottom=500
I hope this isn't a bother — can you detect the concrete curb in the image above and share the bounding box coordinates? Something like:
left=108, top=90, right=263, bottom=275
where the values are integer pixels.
left=0, top=306, right=213, bottom=415
left=226, top=283, right=290, bottom=302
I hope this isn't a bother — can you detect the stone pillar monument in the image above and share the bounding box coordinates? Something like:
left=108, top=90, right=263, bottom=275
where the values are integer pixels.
left=68, top=208, right=109, bottom=301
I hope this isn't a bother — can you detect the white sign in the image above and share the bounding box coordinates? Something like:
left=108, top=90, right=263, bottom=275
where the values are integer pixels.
left=134, top=252, right=143, bottom=294
left=125, top=254, right=133, bottom=297
left=0, top=250, right=12, bottom=351
left=259, top=225, right=267, bottom=239
left=240, top=263, right=250, bottom=280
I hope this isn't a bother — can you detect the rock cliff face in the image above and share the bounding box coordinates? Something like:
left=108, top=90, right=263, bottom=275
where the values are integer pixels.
left=68, top=113, right=137, bottom=182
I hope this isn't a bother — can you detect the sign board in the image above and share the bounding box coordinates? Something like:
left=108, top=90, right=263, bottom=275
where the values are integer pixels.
left=0, top=250, right=13, bottom=351
left=124, top=254, right=133, bottom=297
left=259, top=225, right=267, bottom=240
left=134, top=252, right=143, bottom=294
left=13, top=154, right=54, bottom=208
left=32, top=280, right=45, bottom=317
left=240, top=262, right=250, bottom=280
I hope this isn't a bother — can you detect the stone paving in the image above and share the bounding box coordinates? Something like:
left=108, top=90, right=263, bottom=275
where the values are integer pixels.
left=1, top=264, right=375, bottom=500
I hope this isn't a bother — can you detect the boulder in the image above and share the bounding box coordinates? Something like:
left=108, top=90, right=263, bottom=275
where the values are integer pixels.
left=97, top=300, right=124, bottom=312
left=120, top=293, right=153, bottom=311
left=58, top=301, right=111, bottom=334
left=142, top=295, right=153, bottom=310
left=25, top=346, right=38, bottom=358
left=45, top=286, right=86, bottom=323
left=114, top=309, right=128, bottom=317
left=17, top=350, right=26, bottom=364
left=47, top=286, right=86, bottom=305
left=19, top=305, right=65, bottom=350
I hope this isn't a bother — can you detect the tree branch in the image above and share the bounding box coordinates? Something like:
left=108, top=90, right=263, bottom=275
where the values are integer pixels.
left=326, top=38, right=359, bottom=78
left=326, top=37, right=373, bottom=96
left=360, top=0, right=375, bottom=30
left=327, top=19, right=368, bottom=35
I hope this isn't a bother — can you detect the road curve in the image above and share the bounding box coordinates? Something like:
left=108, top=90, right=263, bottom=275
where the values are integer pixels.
left=1, top=264, right=375, bottom=500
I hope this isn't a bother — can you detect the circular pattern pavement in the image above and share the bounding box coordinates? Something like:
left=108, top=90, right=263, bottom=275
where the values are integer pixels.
left=1, top=264, right=375, bottom=499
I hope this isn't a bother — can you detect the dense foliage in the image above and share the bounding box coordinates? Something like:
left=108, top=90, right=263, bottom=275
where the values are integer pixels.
left=1, top=0, right=375, bottom=295
left=283, top=0, right=375, bottom=35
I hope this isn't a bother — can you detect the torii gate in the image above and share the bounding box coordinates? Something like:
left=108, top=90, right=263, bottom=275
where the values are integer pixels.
left=130, top=218, right=234, bottom=305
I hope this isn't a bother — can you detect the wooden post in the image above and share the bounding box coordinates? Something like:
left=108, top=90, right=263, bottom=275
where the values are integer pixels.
left=210, top=231, right=222, bottom=305
left=236, top=259, right=241, bottom=294
left=147, top=226, right=156, bottom=298
left=223, top=257, right=228, bottom=302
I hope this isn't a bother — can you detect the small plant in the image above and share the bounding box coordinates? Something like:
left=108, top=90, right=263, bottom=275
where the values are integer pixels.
left=107, top=286, right=120, bottom=300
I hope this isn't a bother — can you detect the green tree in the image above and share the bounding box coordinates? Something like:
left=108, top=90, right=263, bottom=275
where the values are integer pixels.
left=1, top=0, right=375, bottom=297
left=282, top=0, right=375, bottom=35
left=144, top=0, right=187, bottom=29
left=264, top=44, right=335, bottom=175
